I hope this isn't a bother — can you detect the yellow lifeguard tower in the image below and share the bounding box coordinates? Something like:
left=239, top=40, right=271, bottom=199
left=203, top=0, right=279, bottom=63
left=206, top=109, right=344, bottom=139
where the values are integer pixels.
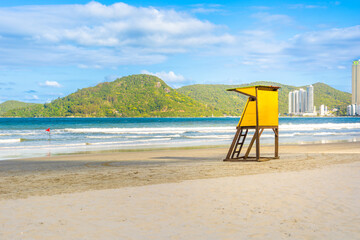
left=224, top=85, right=280, bottom=161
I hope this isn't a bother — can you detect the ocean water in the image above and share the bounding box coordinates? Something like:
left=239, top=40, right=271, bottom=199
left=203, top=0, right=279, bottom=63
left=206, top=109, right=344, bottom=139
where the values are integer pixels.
left=0, top=117, right=359, bottom=160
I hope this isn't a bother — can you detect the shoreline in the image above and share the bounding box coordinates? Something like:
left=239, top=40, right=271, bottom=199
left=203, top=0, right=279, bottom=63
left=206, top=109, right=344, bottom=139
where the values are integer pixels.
left=5, top=141, right=360, bottom=162
left=1, top=142, right=360, bottom=200
left=1, top=116, right=358, bottom=118
left=1, top=138, right=359, bottom=161
left=39, top=138, right=360, bottom=156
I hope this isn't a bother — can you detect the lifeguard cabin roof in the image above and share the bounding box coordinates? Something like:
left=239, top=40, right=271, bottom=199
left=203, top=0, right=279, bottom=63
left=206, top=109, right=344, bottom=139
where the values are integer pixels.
left=226, top=85, right=280, bottom=97
left=226, top=85, right=280, bottom=92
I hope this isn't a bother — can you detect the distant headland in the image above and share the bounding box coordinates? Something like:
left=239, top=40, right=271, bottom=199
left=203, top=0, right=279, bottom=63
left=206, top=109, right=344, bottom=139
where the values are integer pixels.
left=0, top=74, right=351, bottom=117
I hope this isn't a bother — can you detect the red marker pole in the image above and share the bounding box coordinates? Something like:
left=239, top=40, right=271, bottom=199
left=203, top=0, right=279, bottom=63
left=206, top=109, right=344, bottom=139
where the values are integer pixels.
left=45, top=128, right=51, bottom=141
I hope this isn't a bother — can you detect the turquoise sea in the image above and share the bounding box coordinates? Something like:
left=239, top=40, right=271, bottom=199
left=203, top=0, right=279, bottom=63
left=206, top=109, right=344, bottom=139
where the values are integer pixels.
left=0, top=117, right=359, bottom=160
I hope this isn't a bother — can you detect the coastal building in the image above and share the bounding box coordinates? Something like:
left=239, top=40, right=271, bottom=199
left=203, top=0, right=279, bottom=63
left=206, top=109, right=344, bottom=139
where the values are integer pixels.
left=348, top=60, right=360, bottom=116
left=347, top=105, right=353, bottom=115
left=347, top=104, right=359, bottom=116
left=320, top=104, right=328, bottom=116
left=307, top=85, right=314, bottom=113
left=352, top=60, right=360, bottom=105
left=294, top=90, right=299, bottom=114
left=288, top=92, right=293, bottom=114
left=299, top=88, right=307, bottom=113
left=288, top=85, right=314, bottom=115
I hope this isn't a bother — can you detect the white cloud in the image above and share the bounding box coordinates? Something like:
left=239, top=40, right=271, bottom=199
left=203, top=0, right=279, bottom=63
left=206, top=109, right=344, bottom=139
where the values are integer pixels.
left=190, top=4, right=224, bottom=14
left=0, top=1, right=358, bottom=75
left=191, top=8, right=222, bottom=14
left=217, top=24, right=360, bottom=71
left=39, top=81, right=62, bottom=88
left=250, top=6, right=272, bottom=10
left=291, top=25, right=360, bottom=44
left=0, top=1, right=233, bottom=68
left=251, top=12, right=293, bottom=25
left=104, top=75, right=120, bottom=82
left=141, top=70, right=191, bottom=87
left=26, top=95, right=39, bottom=100
left=288, top=4, right=326, bottom=9
left=283, top=25, right=360, bottom=68
left=141, top=70, right=185, bottom=83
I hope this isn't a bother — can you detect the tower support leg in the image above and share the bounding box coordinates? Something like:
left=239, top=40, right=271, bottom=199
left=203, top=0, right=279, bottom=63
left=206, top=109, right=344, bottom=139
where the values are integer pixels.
left=274, top=127, right=279, bottom=158
left=224, top=127, right=242, bottom=160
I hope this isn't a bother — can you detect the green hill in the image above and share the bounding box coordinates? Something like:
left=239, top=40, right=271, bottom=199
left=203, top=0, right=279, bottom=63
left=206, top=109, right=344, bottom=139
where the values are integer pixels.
left=0, top=100, right=40, bottom=115
left=3, top=76, right=351, bottom=117
left=177, top=81, right=295, bottom=115
left=4, top=74, right=222, bottom=117
left=177, top=82, right=351, bottom=116
left=312, top=82, right=351, bottom=115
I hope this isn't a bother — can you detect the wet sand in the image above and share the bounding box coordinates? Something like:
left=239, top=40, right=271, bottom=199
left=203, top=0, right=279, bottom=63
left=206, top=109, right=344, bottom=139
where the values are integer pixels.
left=0, top=142, right=360, bottom=200
left=0, top=142, right=360, bottom=239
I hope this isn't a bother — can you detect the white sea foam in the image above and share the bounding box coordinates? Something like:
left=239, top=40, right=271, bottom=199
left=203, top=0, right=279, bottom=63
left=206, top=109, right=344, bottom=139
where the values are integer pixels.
left=313, top=132, right=338, bottom=136
left=0, top=138, right=21, bottom=143
left=0, top=132, right=37, bottom=136
left=279, top=123, right=360, bottom=131
left=89, top=138, right=172, bottom=145
left=64, top=127, right=235, bottom=135
left=86, top=136, right=116, bottom=139
left=62, top=123, right=360, bottom=136
left=0, top=138, right=177, bottom=150
left=169, top=134, right=182, bottom=138
left=126, top=134, right=181, bottom=139
left=186, top=135, right=232, bottom=139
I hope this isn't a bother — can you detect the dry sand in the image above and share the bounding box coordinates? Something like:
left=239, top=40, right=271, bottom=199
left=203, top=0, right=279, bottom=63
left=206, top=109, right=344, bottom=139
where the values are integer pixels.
left=0, top=142, right=360, bottom=239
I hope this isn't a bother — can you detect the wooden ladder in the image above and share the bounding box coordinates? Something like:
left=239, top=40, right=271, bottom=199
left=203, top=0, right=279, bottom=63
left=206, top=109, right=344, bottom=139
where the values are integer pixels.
left=231, top=128, right=248, bottom=159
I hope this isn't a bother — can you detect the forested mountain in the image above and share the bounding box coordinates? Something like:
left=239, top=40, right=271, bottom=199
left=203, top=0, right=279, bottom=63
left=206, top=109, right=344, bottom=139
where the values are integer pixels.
left=0, top=100, right=40, bottom=115
left=3, top=75, right=222, bottom=117
left=178, top=82, right=351, bottom=116
left=2, top=75, right=351, bottom=117
left=312, top=82, right=351, bottom=115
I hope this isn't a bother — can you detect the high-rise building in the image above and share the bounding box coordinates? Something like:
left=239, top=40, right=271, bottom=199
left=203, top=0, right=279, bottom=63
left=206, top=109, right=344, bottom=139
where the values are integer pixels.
left=348, top=60, right=360, bottom=115
left=320, top=104, right=328, bottom=116
left=288, top=85, right=315, bottom=115
left=299, top=88, right=307, bottom=113
left=352, top=60, right=360, bottom=105
left=292, top=91, right=296, bottom=113
left=307, top=85, right=314, bottom=113
left=294, top=90, right=299, bottom=114
left=347, top=104, right=358, bottom=116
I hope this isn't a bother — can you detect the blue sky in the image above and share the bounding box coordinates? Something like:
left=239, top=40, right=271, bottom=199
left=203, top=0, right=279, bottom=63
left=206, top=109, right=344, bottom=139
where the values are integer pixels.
left=0, top=0, right=359, bottom=103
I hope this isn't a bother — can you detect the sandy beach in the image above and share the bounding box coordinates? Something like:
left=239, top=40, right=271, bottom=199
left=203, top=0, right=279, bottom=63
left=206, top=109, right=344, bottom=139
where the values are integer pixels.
left=1, top=142, right=360, bottom=239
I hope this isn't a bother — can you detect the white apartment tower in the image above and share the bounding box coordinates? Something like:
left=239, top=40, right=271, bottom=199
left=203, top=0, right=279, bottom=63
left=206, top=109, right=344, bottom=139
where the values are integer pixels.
left=320, top=104, right=328, bottom=116
left=292, top=91, right=296, bottom=113
left=352, top=60, right=360, bottom=105
left=288, top=92, right=293, bottom=114
left=299, top=88, right=307, bottom=113
left=294, top=90, right=299, bottom=114
left=288, top=85, right=315, bottom=115
left=348, top=60, right=360, bottom=115
left=307, top=85, right=314, bottom=113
